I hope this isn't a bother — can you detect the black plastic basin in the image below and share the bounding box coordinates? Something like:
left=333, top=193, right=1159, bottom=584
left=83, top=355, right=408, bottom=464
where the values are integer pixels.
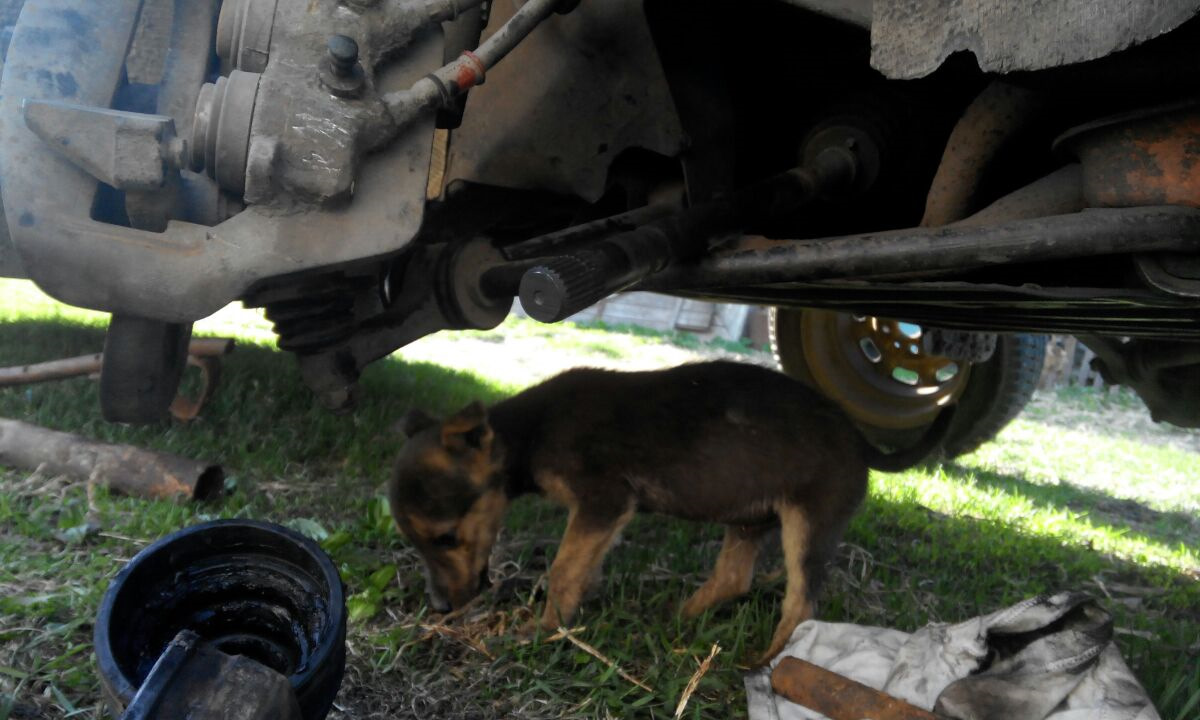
left=95, top=520, right=347, bottom=720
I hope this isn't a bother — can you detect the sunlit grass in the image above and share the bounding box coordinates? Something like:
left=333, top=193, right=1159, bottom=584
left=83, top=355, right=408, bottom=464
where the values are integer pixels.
left=1, top=278, right=1197, bottom=719
left=878, top=462, right=1199, bottom=574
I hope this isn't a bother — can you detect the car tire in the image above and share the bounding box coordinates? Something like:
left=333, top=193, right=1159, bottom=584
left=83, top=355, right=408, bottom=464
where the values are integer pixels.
left=770, top=308, right=1046, bottom=459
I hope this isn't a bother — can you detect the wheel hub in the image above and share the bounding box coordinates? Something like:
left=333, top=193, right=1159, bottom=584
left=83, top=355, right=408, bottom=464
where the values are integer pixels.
left=801, top=311, right=969, bottom=429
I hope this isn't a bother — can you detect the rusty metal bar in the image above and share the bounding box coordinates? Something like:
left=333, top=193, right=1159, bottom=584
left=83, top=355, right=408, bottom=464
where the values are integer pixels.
left=0, top=338, right=234, bottom=387
left=168, top=355, right=224, bottom=423
left=0, top=418, right=223, bottom=501
left=186, top=338, right=236, bottom=357
left=770, top=657, right=944, bottom=720
left=0, top=352, right=106, bottom=385
left=0, top=338, right=233, bottom=422
left=640, top=206, right=1200, bottom=291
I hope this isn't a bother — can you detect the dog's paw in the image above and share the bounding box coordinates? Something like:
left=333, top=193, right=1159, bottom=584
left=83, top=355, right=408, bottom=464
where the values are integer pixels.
left=748, top=650, right=777, bottom=670
left=514, top=617, right=539, bottom=638
left=679, top=593, right=712, bottom=619
left=514, top=617, right=553, bottom=642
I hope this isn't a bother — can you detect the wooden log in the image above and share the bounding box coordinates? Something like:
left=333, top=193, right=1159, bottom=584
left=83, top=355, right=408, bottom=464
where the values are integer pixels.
left=0, top=418, right=223, bottom=501
left=770, top=657, right=945, bottom=720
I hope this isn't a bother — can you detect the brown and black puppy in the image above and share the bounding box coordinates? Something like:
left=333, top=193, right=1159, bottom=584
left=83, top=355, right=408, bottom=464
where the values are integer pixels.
left=389, top=361, right=948, bottom=660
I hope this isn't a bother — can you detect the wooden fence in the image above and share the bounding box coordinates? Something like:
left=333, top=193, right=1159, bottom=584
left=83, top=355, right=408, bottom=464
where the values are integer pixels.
left=1038, top=335, right=1110, bottom=390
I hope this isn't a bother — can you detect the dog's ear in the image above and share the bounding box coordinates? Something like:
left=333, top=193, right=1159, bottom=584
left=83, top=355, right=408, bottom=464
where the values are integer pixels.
left=441, top=401, right=493, bottom=452
left=397, top=408, right=438, bottom=437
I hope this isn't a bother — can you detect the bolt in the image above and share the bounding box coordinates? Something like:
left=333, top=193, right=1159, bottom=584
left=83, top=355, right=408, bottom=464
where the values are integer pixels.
left=327, top=35, right=360, bottom=78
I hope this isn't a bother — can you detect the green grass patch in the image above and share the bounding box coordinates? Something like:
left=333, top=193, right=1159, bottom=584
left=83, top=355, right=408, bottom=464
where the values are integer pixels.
left=0, top=279, right=1197, bottom=719
left=575, top=319, right=766, bottom=356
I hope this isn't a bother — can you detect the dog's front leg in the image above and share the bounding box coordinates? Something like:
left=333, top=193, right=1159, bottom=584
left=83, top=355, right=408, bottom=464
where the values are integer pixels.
left=538, top=504, right=635, bottom=632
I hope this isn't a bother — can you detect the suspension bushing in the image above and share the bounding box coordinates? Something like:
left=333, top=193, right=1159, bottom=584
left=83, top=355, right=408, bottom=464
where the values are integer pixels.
left=95, top=520, right=347, bottom=720
left=191, top=70, right=261, bottom=196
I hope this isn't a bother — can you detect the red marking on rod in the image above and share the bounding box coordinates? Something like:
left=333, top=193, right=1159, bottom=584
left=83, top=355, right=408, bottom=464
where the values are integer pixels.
left=456, top=51, right=486, bottom=90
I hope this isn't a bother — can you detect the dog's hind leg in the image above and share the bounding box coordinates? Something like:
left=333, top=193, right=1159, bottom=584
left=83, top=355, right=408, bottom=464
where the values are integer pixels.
left=760, top=504, right=815, bottom=664
left=680, top=524, right=767, bottom=618
left=538, top=503, right=635, bottom=632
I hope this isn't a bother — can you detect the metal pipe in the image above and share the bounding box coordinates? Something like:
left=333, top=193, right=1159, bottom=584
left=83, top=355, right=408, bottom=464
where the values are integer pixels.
left=384, top=0, right=566, bottom=128
left=921, top=81, right=1042, bottom=227
left=640, top=206, right=1200, bottom=290
left=953, top=164, right=1084, bottom=228
left=771, top=657, right=943, bottom=720
left=471, top=0, right=562, bottom=67
left=437, top=3, right=488, bottom=129
left=0, top=337, right=235, bottom=387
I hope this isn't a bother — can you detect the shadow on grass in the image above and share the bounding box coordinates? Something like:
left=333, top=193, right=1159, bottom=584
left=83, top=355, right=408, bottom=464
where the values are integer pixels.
left=1, top=318, right=1197, bottom=719
left=1020, top=393, right=1200, bottom=452
left=945, top=462, right=1200, bottom=552
left=0, top=319, right=507, bottom=488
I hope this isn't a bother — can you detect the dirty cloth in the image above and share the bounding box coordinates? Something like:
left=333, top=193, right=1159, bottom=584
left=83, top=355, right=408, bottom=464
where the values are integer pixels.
left=746, top=592, right=1159, bottom=720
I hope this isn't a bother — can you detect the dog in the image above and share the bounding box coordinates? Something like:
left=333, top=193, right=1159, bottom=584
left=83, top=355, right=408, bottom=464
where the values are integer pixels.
left=388, top=361, right=949, bottom=661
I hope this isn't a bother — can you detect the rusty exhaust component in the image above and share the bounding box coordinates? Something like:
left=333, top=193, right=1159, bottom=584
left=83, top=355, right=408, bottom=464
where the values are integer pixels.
left=770, top=657, right=945, bottom=720
left=0, top=418, right=223, bottom=501
left=169, top=341, right=233, bottom=422
left=1057, top=101, right=1200, bottom=209
left=921, top=81, right=1042, bottom=227
left=0, top=338, right=234, bottom=422
left=953, top=163, right=1085, bottom=228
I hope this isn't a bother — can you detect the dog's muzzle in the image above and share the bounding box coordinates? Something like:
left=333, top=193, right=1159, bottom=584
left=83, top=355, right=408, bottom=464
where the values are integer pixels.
left=426, top=587, right=452, bottom=613
left=428, top=567, right=490, bottom=612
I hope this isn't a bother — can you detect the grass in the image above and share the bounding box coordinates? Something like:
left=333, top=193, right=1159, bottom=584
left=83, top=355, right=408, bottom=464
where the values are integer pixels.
left=572, top=319, right=766, bottom=357
left=447, top=315, right=762, bottom=362
left=0, top=278, right=1197, bottom=719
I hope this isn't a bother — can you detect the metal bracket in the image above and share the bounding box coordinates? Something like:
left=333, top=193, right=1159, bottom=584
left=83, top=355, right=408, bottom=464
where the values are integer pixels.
left=23, top=100, right=184, bottom=191
left=1135, top=252, right=1200, bottom=298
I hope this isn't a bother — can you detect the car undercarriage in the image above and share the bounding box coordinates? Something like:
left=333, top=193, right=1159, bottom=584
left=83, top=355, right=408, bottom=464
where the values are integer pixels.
left=1, top=0, right=1198, bottom=443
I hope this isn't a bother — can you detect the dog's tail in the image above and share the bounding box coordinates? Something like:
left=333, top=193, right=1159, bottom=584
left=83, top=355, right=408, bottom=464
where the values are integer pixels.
left=862, top=405, right=956, bottom=473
